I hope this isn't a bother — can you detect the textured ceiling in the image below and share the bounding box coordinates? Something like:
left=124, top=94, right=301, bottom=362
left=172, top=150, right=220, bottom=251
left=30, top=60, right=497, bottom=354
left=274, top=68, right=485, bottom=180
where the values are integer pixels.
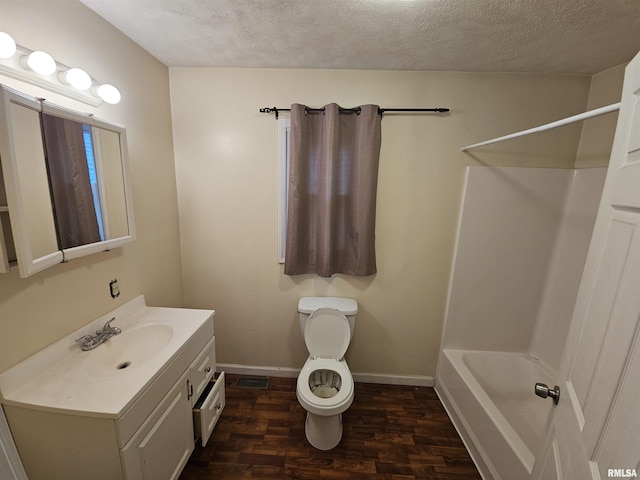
left=80, top=0, right=640, bottom=74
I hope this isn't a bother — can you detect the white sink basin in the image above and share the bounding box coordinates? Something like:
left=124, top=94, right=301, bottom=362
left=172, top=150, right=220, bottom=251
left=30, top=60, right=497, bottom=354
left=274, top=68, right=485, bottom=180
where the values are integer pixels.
left=87, top=323, right=174, bottom=377
left=0, top=296, right=214, bottom=417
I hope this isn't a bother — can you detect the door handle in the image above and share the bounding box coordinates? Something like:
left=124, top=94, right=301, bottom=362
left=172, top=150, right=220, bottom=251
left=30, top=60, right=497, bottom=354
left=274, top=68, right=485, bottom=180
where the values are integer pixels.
left=534, top=382, right=560, bottom=405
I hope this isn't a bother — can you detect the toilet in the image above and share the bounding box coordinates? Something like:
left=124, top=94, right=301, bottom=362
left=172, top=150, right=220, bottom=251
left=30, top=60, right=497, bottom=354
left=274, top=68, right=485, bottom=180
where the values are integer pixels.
left=296, top=296, right=357, bottom=450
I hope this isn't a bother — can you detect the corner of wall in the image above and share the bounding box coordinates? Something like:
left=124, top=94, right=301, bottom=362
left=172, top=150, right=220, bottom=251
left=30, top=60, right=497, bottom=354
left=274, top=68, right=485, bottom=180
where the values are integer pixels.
left=575, top=63, right=627, bottom=169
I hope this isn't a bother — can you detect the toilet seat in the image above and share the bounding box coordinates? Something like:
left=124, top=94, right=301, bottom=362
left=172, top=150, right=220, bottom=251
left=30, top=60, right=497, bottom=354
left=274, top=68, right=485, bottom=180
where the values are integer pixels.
left=296, top=357, right=354, bottom=416
left=304, top=308, right=351, bottom=360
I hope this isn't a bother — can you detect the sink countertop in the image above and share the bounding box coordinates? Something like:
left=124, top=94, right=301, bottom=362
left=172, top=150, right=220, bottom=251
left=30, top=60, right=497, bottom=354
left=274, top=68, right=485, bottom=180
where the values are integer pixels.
left=0, top=296, right=214, bottom=418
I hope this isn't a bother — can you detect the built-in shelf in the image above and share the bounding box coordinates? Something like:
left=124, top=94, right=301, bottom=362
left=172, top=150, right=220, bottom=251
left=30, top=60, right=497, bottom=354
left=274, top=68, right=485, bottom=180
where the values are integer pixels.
left=0, top=206, right=9, bottom=212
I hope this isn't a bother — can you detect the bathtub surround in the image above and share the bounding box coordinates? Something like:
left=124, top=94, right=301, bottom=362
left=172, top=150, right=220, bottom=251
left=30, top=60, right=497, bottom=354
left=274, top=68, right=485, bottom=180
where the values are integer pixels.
left=440, top=166, right=606, bottom=357
left=436, top=166, right=606, bottom=478
left=438, top=350, right=553, bottom=478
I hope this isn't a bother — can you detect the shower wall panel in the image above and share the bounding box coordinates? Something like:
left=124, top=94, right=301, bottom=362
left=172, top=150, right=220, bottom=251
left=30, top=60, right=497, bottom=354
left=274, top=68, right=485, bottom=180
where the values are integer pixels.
left=530, top=167, right=606, bottom=371
left=442, top=167, right=573, bottom=352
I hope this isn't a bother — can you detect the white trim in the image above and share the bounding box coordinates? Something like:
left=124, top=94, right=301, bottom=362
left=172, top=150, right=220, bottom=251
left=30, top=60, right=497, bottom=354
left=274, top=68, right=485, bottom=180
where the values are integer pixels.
left=218, top=363, right=299, bottom=378
left=217, top=363, right=434, bottom=387
left=352, top=372, right=434, bottom=387
left=0, top=406, right=28, bottom=480
left=460, top=102, right=621, bottom=152
left=277, top=117, right=290, bottom=264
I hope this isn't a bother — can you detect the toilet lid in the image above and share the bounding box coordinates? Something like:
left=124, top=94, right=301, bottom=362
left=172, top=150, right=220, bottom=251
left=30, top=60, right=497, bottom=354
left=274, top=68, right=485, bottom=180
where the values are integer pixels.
left=304, top=308, right=351, bottom=360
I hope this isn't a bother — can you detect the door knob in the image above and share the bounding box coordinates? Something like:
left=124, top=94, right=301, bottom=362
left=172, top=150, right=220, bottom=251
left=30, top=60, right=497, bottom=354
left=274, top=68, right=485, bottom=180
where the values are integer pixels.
left=534, top=382, right=560, bottom=405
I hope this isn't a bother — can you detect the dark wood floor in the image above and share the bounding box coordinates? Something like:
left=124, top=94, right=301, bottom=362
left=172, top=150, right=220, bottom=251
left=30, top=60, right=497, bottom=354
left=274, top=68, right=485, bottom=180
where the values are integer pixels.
left=180, top=374, right=481, bottom=480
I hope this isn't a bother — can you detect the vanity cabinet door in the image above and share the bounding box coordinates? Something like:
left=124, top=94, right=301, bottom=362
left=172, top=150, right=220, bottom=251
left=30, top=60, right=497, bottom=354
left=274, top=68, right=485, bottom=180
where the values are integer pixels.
left=188, top=337, right=215, bottom=407
left=121, top=370, right=194, bottom=480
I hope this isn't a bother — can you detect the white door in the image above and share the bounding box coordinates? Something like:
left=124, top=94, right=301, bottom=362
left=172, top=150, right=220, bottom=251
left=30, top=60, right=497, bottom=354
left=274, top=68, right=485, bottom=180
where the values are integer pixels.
left=531, top=51, right=640, bottom=479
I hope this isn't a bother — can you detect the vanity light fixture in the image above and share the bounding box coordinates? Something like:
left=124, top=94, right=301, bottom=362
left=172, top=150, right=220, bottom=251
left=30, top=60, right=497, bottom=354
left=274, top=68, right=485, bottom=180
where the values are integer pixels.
left=0, top=32, right=16, bottom=59
left=59, top=67, right=92, bottom=91
left=0, top=31, right=121, bottom=106
left=23, top=50, right=57, bottom=76
left=95, top=83, right=122, bottom=105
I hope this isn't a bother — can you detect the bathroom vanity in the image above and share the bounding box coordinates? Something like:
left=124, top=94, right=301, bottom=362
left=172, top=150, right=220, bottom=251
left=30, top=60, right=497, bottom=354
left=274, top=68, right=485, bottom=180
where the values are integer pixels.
left=0, top=296, right=225, bottom=480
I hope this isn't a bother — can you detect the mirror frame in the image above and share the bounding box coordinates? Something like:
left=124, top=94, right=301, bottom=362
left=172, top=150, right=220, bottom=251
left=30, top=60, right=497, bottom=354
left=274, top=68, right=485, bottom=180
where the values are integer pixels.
left=0, top=86, right=63, bottom=276
left=0, top=84, right=135, bottom=277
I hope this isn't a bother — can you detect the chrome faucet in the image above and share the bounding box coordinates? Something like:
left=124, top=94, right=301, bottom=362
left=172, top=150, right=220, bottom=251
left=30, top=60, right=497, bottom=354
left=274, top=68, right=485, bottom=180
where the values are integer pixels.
left=75, top=317, right=122, bottom=351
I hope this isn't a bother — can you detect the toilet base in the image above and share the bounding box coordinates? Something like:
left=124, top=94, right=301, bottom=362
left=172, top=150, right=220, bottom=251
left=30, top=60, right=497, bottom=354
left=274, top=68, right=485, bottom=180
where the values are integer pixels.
left=304, top=412, right=343, bottom=450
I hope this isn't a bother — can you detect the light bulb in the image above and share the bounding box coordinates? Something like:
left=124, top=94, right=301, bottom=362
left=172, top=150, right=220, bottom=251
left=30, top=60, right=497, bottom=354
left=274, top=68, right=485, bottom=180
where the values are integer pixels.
left=26, top=51, right=57, bottom=76
left=63, top=68, right=92, bottom=90
left=96, top=84, right=121, bottom=104
left=0, top=32, right=16, bottom=59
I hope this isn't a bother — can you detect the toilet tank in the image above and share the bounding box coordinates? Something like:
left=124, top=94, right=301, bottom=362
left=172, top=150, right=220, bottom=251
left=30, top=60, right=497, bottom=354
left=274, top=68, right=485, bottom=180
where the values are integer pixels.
left=298, top=297, right=358, bottom=337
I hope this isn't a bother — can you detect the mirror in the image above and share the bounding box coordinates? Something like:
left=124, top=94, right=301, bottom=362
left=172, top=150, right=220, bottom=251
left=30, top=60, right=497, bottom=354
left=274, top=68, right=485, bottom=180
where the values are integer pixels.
left=0, top=84, right=135, bottom=277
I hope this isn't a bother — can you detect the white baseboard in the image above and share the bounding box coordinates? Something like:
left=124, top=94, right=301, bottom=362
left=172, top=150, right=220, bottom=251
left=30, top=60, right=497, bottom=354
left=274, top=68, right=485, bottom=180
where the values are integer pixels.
left=217, top=363, right=434, bottom=387
left=217, top=363, right=299, bottom=378
left=353, top=372, right=434, bottom=387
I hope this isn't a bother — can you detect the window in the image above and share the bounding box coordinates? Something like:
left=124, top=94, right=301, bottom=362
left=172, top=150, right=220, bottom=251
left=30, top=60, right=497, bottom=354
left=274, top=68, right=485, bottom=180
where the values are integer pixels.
left=82, top=124, right=105, bottom=241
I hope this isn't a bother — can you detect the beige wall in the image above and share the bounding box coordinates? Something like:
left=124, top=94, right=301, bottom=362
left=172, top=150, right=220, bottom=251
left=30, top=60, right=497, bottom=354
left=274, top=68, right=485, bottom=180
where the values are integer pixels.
left=576, top=63, right=627, bottom=168
left=170, top=68, right=591, bottom=379
left=0, top=0, right=183, bottom=373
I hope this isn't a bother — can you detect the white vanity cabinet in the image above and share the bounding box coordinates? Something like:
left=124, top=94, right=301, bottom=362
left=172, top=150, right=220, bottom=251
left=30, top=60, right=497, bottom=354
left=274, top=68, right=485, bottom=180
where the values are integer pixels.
left=120, top=337, right=219, bottom=480
left=120, top=370, right=195, bottom=480
left=0, top=298, right=225, bottom=480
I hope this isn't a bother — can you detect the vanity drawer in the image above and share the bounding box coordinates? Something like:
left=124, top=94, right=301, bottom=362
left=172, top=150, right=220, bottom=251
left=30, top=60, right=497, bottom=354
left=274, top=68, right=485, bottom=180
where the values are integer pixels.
left=193, top=372, right=225, bottom=447
left=189, top=337, right=216, bottom=407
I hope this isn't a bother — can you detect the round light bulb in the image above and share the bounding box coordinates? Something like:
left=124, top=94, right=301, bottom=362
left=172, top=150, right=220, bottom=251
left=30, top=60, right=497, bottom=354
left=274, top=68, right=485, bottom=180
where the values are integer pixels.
left=27, top=51, right=57, bottom=76
left=64, top=68, right=92, bottom=90
left=96, top=84, right=121, bottom=104
left=0, top=32, right=16, bottom=59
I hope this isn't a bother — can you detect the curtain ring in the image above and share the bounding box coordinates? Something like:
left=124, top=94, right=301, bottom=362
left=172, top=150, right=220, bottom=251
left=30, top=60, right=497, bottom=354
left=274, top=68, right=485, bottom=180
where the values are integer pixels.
left=304, top=107, right=308, bottom=116
left=356, top=107, right=361, bottom=115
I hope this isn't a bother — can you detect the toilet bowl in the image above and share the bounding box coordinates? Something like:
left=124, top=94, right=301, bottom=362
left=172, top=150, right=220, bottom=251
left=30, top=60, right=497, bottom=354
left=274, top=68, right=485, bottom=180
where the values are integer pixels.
left=296, top=297, right=357, bottom=450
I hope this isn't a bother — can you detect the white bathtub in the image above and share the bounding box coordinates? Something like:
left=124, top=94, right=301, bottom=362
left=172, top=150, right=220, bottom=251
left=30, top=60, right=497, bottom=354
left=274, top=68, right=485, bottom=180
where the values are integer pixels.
left=436, top=349, right=555, bottom=480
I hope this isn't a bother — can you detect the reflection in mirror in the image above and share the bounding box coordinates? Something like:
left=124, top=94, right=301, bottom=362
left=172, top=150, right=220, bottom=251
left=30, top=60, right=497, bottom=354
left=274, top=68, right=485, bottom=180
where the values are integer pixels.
left=39, top=102, right=135, bottom=261
left=42, top=113, right=102, bottom=249
left=11, top=104, right=59, bottom=259
left=92, top=127, right=129, bottom=240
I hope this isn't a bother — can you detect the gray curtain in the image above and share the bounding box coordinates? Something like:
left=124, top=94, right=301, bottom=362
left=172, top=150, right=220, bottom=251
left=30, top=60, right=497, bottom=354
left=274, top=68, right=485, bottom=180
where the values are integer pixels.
left=284, top=103, right=381, bottom=277
left=41, top=113, right=101, bottom=249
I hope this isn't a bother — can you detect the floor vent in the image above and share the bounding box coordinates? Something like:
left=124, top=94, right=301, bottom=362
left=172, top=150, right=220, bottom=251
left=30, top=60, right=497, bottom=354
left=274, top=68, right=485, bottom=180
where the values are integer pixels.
left=234, top=376, right=270, bottom=389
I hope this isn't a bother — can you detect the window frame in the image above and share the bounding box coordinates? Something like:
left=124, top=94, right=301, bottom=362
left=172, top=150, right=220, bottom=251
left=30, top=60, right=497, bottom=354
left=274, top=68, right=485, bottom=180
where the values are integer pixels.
left=277, top=117, right=290, bottom=264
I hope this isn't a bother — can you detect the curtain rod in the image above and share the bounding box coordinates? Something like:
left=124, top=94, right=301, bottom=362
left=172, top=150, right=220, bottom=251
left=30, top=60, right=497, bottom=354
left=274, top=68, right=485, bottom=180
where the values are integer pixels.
left=259, top=106, right=449, bottom=119
left=460, top=102, right=621, bottom=152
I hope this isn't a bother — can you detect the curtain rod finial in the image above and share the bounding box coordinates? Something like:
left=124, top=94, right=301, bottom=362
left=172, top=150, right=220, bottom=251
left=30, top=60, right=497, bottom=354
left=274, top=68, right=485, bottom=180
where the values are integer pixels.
left=259, top=107, right=280, bottom=119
